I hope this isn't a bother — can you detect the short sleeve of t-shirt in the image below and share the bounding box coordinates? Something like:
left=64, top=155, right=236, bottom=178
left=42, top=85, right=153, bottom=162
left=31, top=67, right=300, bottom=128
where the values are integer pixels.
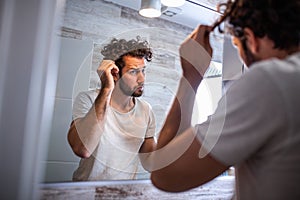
left=72, top=90, right=97, bottom=120
left=145, top=102, right=156, bottom=138
left=195, top=65, right=286, bottom=166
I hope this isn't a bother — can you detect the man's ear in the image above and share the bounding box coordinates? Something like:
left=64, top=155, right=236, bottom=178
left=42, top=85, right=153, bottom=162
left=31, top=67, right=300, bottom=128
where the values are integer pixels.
left=244, top=28, right=259, bottom=53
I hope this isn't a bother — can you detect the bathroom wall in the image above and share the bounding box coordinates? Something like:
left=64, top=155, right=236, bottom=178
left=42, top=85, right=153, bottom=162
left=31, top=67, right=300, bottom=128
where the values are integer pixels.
left=43, top=0, right=224, bottom=182
left=43, top=37, right=93, bottom=182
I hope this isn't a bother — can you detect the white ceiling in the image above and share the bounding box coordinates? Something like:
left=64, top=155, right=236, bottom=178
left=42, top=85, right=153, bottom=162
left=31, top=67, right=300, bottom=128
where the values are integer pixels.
left=106, top=0, right=226, bottom=28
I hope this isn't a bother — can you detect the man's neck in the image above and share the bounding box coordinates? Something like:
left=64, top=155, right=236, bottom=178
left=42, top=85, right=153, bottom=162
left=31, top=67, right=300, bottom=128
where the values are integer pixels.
left=110, top=89, right=135, bottom=113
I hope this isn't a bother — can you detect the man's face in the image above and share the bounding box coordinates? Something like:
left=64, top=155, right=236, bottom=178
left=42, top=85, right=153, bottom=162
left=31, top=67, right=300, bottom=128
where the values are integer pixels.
left=117, top=55, right=146, bottom=97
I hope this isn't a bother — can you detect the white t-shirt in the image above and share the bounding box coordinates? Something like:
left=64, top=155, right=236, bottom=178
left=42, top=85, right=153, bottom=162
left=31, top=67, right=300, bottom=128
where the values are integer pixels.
left=72, top=90, right=156, bottom=181
left=196, top=52, right=300, bottom=200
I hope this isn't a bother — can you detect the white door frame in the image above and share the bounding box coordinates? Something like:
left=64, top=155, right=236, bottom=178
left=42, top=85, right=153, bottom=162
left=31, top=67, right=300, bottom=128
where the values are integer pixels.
left=0, top=0, right=65, bottom=199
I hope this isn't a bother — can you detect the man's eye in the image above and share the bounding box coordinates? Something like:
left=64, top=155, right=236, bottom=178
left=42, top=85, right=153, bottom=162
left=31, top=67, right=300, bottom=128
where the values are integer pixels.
left=128, top=68, right=146, bottom=75
left=129, top=70, right=138, bottom=75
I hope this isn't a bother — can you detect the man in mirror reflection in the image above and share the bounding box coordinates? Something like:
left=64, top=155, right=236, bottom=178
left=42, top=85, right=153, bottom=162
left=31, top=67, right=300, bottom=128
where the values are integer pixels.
left=67, top=36, right=157, bottom=181
left=144, top=0, right=300, bottom=199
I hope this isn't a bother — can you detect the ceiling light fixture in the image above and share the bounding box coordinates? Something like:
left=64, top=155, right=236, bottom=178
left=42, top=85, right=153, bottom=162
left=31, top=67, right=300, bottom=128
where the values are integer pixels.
left=139, top=0, right=162, bottom=18
left=161, top=0, right=185, bottom=7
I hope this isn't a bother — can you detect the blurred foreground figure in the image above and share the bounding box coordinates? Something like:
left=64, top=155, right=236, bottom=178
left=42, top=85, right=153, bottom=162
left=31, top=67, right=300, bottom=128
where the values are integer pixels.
left=145, top=0, right=300, bottom=199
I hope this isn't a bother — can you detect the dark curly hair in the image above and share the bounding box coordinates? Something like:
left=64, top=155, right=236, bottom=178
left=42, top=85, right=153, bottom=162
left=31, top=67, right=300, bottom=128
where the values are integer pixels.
left=101, top=36, right=152, bottom=75
left=212, top=0, right=300, bottom=50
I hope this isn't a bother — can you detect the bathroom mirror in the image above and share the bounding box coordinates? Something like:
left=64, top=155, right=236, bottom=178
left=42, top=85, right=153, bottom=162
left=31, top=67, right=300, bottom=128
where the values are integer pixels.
left=43, top=0, right=226, bottom=183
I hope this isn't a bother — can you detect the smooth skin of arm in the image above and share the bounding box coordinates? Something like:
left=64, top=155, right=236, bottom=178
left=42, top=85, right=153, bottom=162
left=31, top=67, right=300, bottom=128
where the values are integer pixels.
left=149, top=25, right=229, bottom=192
left=67, top=60, right=119, bottom=158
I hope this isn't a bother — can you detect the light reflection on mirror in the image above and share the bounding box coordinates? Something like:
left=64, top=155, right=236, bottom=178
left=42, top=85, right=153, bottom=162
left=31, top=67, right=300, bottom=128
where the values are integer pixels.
left=43, top=0, right=224, bottom=183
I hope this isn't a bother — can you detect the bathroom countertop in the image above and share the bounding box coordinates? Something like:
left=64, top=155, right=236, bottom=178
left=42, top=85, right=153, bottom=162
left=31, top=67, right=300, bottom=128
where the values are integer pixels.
left=39, top=176, right=235, bottom=200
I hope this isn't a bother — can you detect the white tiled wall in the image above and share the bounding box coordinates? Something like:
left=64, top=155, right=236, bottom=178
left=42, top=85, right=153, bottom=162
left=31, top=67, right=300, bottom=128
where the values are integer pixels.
left=43, top=37, right=93, bottom=182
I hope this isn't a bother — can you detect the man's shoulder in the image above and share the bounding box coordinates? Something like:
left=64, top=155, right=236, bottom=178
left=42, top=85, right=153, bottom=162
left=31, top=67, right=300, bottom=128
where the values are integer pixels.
left=79, top=89, right=99, bottom=95
left=76, top=89, right=99, bottom=100
left=135, top=98, right=152, bottom=110
left=252, top=52, right=300, bottom=73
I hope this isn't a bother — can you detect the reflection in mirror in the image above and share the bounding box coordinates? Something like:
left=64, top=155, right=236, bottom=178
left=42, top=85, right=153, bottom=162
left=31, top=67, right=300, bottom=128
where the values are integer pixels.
left=43, top=0, right=224, bottom=183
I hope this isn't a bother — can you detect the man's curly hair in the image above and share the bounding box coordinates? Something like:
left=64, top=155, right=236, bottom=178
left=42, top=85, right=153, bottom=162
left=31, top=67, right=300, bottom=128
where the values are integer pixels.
left=101, top=36, right=152, bottom=75
left=212, top=0, right=300, bottom=50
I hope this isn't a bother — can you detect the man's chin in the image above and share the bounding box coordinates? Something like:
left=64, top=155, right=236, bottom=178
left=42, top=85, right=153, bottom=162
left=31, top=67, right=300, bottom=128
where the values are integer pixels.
left=132, top=91, right=143, bottom=97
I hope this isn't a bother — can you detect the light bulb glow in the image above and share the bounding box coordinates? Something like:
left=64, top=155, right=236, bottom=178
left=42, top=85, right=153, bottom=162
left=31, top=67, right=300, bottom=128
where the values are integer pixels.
left=161, top=0, right=185, bottom=7
left=139, top=0, right=162, bottom=18
left=139, top=8, right=161, bottom=18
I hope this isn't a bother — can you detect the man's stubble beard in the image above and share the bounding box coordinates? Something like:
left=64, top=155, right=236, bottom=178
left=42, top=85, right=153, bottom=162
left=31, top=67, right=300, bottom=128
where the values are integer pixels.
left=241, top=38, right=259, bottom=67
left=118, top=78, right=143, bottom=97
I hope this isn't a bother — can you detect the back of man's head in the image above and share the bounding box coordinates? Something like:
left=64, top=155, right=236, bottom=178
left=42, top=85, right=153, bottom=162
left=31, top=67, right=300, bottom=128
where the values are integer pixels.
left=214, top=0, right=300, bottom=50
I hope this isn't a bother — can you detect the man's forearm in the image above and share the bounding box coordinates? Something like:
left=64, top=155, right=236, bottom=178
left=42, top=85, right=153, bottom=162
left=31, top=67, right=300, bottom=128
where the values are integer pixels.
left=140, top=75, right=202, bottom=171
left=156, top=74, right=201, bottom=149
left=140, top=56, right=205, bottom=169
left=156, top=54, right=204, bottom=149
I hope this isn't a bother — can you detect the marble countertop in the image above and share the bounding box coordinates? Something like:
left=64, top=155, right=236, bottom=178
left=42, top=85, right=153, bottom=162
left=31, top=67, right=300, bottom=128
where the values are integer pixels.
left=39, top=176, right=235, bottom=200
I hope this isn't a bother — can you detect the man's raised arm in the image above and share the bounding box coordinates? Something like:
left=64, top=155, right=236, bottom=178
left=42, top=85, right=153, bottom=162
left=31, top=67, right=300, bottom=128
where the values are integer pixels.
left=67, top=60, right=118, bottom=158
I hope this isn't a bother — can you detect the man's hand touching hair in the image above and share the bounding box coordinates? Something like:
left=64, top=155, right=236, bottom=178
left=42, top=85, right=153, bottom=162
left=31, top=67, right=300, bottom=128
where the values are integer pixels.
left=97, top=60, right=119, bottom=91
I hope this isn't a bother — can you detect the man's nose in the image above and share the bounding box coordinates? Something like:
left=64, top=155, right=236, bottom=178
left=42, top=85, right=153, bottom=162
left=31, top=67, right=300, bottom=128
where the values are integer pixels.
left=137, top=71, right=145, bottom=83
